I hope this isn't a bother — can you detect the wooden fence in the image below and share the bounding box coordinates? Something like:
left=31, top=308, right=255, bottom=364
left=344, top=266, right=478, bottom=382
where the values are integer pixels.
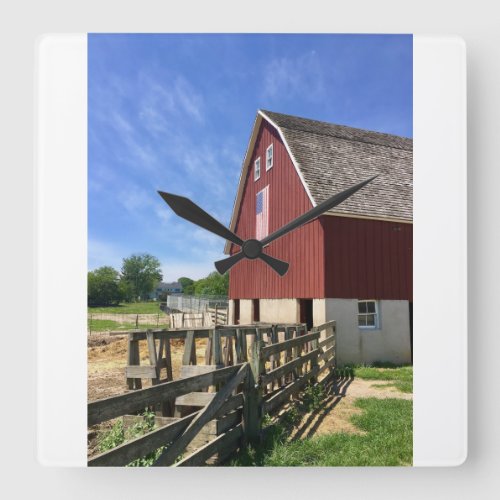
left=88, top=321, right=336, bottom=467
left=169, top=306, right=228, bottom=329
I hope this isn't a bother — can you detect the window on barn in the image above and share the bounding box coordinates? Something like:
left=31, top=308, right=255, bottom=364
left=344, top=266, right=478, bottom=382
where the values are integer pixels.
left=358, top=300, right=379, bottom=328
left=254, top=157, right=261, bottom=181
left=266, top=144, right=273, bottom=170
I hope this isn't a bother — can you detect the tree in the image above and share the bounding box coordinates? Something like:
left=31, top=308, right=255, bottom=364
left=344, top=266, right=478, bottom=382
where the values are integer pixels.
left=121, top=253, right=163, bottom=301
left=193, top=272, right=229, bottom=296
left=118, top=279, right=134, bottom=303
left=88, top=266, right=122, bottom=306
left=178, top=276, right=194, bottom=294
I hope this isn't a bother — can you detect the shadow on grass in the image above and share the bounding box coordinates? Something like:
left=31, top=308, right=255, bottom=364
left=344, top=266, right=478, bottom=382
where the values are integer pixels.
left=292, top=375, right=354, bottom=441
left=230, top=372, right=413, bottom=467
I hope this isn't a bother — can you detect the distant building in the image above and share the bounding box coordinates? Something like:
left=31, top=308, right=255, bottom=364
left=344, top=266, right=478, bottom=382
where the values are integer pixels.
left=225, top=110, right=412, bottom=366
left=150, top=281, right=183, bottom=300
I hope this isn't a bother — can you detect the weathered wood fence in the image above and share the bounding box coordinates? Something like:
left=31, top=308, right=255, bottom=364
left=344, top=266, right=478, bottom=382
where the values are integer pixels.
left=169, top=306, right=228, bottom=329
left=88, top=321, right=336, bottom=467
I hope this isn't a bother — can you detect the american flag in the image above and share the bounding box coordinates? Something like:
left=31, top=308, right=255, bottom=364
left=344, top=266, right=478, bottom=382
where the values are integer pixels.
left=255, top=186, right=269, bottom=240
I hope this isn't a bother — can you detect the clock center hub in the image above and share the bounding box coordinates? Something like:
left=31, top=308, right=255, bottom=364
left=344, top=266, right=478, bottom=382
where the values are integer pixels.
left=242, top=239, right=263, bottom=259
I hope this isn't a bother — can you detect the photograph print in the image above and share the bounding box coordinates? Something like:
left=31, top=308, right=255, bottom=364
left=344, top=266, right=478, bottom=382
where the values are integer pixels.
left=87, top=33, right=413, bottom=467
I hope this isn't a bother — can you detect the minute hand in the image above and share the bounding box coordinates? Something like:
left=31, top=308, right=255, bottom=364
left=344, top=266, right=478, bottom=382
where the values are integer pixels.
left=260, top=175, right=378, bottom=247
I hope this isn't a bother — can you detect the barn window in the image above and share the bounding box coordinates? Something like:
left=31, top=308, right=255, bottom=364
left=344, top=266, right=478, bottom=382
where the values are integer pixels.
left=358, top=300, right=379, bottom=328
left=266, top=144, right=273, bottom=170
left=254, top=157, right=261, bottom=181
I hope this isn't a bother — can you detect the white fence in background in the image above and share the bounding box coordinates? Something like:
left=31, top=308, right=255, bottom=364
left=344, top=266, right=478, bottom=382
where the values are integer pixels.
left=165, top=294, right=228, bottom=314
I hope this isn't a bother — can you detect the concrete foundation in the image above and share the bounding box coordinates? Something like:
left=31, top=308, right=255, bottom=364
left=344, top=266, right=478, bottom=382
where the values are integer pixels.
left=259, top=299, right=299, bottom=324
left=324, top=298, right=412, bottom=366
left=229, top=297, right=412, bottom=365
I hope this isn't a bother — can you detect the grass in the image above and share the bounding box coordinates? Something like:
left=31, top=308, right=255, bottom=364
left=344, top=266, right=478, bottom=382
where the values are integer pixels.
left=232, top=398, right=412, bottom=466
left=88, top=301, right=163, bottom=314
left=348, top=364, right=413, bottom=394
left=98, top=411, right=164, bottom=466
left=88, top=319, right=165, bottom=332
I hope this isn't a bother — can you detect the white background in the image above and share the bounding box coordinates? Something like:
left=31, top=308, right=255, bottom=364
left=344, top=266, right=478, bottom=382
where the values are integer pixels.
left=1, top=0, right=499, bottom=498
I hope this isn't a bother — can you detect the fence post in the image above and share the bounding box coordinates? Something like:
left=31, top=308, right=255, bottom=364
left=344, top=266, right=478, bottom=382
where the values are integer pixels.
left=310, top=326, right=319, bottom=384
left=331, top=321, right=337, bottom=371
left=243, top=328, right=263, bottom=445
left=126, top=333, right=142, bottom=390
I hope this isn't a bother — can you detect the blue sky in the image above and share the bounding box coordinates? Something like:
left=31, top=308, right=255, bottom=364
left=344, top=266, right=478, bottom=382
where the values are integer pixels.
left=88, top=34, right=412, bottom=282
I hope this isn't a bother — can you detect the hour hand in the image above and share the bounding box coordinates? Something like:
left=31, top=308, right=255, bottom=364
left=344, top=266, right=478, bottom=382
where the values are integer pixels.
left=158, top=191, right=244, bottom=247
left=214, top=246, right=289, bottom=276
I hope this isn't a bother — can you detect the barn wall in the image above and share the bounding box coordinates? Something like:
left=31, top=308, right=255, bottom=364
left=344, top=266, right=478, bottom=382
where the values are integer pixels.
left=239, top=299, right=253, bottom=324
left=259, top=299, right=299, bottom=324
left=325, top=298, right=412, bottom=365
left=323, top=216, right=413, bottom=301
left=229, top=120, right=325, bottom=299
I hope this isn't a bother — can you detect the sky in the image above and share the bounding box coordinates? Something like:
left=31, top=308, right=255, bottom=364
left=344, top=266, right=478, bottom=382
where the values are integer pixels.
left=88, top=34, right=412, bottom=282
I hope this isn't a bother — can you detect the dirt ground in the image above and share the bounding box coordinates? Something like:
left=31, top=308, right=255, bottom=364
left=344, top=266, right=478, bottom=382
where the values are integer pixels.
left=290, top=376, right=412, bottom=439
left=87, top=333, right=209, bottom=458
left=87, top=333, right=207, bottom=401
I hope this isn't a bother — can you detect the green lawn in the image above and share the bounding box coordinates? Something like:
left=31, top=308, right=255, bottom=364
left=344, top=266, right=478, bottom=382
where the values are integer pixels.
left=88, top=319, right=165, bottom=333
left=88, top=302, right=163, bottom=314
left=349, top=365, right=413, bottom=393
left=232, top=398, right=412, bottom=466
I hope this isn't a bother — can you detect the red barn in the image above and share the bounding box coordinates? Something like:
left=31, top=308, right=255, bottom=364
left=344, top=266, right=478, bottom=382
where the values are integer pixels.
left=225, top=110, right=412, bottom=365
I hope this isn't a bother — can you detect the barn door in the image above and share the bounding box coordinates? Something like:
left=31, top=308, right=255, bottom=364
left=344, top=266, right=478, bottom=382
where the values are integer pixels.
left=252, top=299, right=260, bottom=323
left=299, top=299, right=313, bottom=331
left=234, top=299, right=240, bottom=325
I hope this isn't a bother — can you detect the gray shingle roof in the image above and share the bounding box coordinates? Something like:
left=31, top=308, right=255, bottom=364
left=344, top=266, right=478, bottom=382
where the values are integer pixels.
left=262, top=110, right=413, bottom=222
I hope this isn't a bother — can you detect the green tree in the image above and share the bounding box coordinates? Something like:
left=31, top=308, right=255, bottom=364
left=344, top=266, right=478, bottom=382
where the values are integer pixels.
left=88, top=266, right=122, bottom=306
left=193, top=272, right=229, bottom=296
left=121, top=253, right=163, bottom=301
left=118, top=279, right=134, bottom=303
left=178, top=276, right=194, bottom=294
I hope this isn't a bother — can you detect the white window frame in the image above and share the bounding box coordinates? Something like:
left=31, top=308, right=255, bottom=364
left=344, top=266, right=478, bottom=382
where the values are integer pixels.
left=358, top=300, right=379, bottom=329
left=265, top=144, right=273, bottom=171
left=254, top=157, right=261, bottom=181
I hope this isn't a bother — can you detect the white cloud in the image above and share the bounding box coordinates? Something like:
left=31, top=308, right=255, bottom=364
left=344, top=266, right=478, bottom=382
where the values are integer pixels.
left=263, top=51, right=326, bottom=101
left=117, top=186, right=155, bottom=215
left=110, top=111, right=158, bottom=169
left=173, top=77, right=204, bottom=123
left=138, top=73, right=205, bottom=135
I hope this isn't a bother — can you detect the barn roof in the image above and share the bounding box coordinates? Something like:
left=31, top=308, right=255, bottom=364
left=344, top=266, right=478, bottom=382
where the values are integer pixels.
left=225, top=110, right=412, bottom=253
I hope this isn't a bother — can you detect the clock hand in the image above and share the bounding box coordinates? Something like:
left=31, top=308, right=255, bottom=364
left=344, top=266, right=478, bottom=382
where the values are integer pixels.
left=215, top=250, right=289, bottom=276
left=214, top=252, right=245, bottom=274
left=159, top=175, right=376, bottom=277
left=158, top=190, right=289, bottom=275
left=258, top=253, right=289, bottom=276
left=215, top=176, right=376, bottom=275
left=260, top=175, right=378, bottom=247
left=158, top=191, right=244, bottom=248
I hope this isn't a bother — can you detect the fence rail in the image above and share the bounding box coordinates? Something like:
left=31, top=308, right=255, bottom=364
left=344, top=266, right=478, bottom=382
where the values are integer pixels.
left=87, top=312, right=169, bottom=334
left=88, top=320, right=336, bottom=467
left=165, top=294, right=228, bottom=314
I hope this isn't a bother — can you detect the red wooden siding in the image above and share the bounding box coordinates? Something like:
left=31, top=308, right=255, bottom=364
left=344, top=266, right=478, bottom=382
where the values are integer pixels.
left=228, top=118, right=413, bottom=301
left=229, top=120, right=325, bottom=299
left=322, top=216, right=413, bottom=301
